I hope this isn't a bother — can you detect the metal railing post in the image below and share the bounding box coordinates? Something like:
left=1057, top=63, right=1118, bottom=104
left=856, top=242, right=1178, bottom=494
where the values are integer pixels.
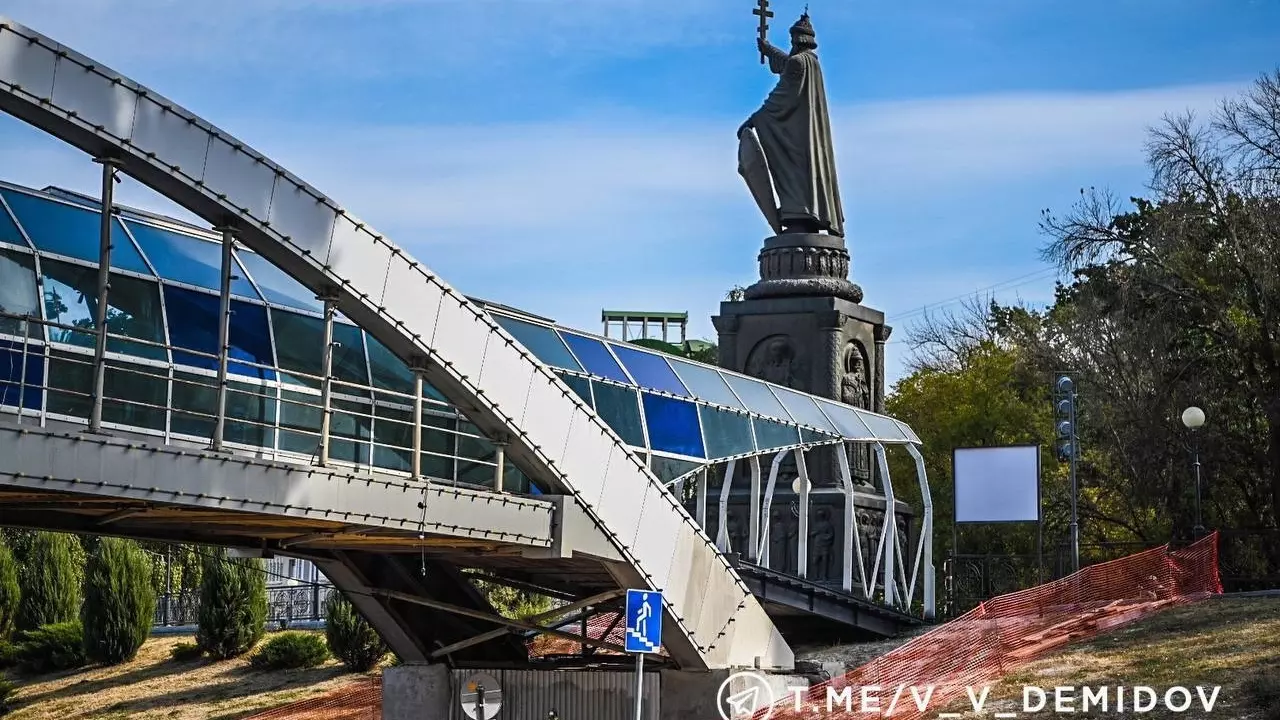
left=412, top=368, right=425, bottom=479
left=317, top=294, right=337, bottom=466
left=88, top=157, right=120, bottom=433
left=212, top=226, right=235, bottom=451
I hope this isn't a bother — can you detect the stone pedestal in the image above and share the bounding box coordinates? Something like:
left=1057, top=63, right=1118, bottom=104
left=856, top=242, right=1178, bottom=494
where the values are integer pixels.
left=712, top=232, right=892, bottom=490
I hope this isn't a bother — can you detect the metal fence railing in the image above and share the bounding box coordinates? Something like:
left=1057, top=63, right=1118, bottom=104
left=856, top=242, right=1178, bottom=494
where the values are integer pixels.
left=154, top=583, right=336, bottom=629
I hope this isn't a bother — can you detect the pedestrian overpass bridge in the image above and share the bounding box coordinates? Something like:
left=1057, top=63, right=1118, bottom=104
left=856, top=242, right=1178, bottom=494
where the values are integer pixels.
left=0, top=16, right=934, bottom=673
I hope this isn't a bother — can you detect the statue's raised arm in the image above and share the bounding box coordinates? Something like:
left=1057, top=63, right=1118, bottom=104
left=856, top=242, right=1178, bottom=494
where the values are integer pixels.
left=737, top=13, right=845, bottom=238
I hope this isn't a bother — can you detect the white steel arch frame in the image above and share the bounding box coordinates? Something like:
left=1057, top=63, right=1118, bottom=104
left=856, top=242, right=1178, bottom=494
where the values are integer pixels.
left=0, top=17, right=788, bottom=670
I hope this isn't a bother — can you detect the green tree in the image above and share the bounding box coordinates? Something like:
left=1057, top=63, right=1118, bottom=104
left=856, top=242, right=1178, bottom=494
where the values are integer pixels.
left=81, top=538, right=157, bottom=664
left=324, top=591, right=387, bottom=671
left=0, top=541, right=20, bottom=642
left=195, top=549, right=267, bottom=659
left=17, top=532, right=82, bottom=631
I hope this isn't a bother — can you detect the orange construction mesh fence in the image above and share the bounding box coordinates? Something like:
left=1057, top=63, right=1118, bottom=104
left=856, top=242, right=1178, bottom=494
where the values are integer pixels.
left=244, top=677, right=380, bottom=720
left=246, top=534, right=1220, bottom=720
left=760, top=531, right=1223, bottom=720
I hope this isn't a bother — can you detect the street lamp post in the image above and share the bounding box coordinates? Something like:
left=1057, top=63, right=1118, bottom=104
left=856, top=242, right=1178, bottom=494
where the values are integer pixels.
left=1181, top=406, right=1206, bottom=538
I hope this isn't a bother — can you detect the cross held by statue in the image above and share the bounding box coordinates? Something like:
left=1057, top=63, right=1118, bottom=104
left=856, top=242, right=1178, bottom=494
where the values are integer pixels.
left=753, top=0, right=773, bottom=64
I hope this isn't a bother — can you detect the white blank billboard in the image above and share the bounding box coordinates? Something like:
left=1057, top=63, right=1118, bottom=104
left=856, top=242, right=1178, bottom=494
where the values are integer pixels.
left=954, top=445, right=1040, bottom=523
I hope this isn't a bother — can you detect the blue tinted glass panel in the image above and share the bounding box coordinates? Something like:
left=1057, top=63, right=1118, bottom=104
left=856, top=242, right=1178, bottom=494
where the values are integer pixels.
left=1, top=190, right=150, bottom=274
left=559, top=332, right=630, bottom=383
left=816, top=400, right=873, bottom=439
left=365, top=334, right=447, bottom=401
left=43, top=260, right=166, bottom=360
left=0, top=202, right=29, bottom=249
left=0, top=340, right=44, bottom=411
left=723, top=374, right=790, bottom=419
left=610, top=345, right=688, bottom=396
left=772, top=386, right=838, bottom=433
left=0, top=249, right=41, bottom=338
left=271, top=310, right=369, bottom=388
left=669, top=360, right=743, bottom=410
left=590, top=381, right=646, bottom=447
left=556, top=371, right=593, bottom=408
left=493, top=315, right=581, bottom=371
left=651, top=456, right=702, bottom=484
left=698, top=406, right=755, bottom=458
left=753, top=417, right=800, bottom=450
left=125, top=221, right=260, bottom=298
left=237, top=251, right=321, bottom=312
left=163, top=285, right=276, bottom=380
left=642, top=392, right=704, bottom=458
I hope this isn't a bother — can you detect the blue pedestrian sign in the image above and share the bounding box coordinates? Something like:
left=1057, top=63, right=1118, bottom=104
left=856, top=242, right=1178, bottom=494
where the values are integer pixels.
left=624, top=589, right=662, bottom=654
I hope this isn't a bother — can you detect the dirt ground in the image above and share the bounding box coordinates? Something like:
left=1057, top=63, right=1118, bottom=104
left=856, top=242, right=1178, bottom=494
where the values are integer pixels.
left=944, top=597, right=1280, bottom=719
left=3, top=633, right=375, bottom=720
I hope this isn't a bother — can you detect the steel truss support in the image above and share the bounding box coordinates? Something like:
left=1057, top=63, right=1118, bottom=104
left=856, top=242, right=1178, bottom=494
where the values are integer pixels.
left=756, top=449, right=790, bottom=568
left=716, top=458, right=738, bottom=552
left=748, top=456, right=762, bottom=562
left=317, top=294, right=338, bottom=467
left=371, top=588, right=628, bottom=655
left=795, top=448, right=811, bottom=578
left=429, top=589, right=623, bottom=659
left=211, top=225, right=236, bottom=452
left=836, top=442, right=869, bottom=594
left=905, top=443, right=936, bottom=619
left=88, top=157, right=121, bottom=434
left=873, top=442, right=897, bottom=607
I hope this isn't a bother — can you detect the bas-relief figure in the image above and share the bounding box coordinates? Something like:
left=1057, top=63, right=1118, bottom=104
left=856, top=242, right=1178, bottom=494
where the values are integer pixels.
left=809, top=507, right=835, bottom=579
left=840, top=342, right=874, bottom=485
left=738, top=12, right=844, bottom=237
left=745, top=335, right=806, bottom=392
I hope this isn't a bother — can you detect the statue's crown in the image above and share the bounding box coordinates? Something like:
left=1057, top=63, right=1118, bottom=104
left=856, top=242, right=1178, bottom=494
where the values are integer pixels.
left=790, top=12, right=815, bottom=37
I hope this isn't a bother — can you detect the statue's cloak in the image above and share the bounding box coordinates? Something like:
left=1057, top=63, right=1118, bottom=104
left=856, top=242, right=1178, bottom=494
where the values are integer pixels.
left=747, top=48, right=845, bottom=237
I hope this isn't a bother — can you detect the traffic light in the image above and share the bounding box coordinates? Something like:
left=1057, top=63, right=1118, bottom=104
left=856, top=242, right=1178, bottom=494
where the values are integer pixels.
left=1053, top=374, right=1076, bottom=462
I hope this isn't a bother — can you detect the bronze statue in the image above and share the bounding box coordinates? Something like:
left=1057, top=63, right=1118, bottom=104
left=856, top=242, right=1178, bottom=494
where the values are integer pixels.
left=738, top=10, right=845, bottom=237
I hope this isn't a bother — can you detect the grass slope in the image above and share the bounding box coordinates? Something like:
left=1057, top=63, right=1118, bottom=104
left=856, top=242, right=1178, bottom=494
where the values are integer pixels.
left=3, top=633, right=371, bottom=720
left=953, top=597, right=1280, bottom=719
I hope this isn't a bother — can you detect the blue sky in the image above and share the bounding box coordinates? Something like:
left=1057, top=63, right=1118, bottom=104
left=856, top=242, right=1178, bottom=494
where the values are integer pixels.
left=1, top=0, right=1277, bottom=385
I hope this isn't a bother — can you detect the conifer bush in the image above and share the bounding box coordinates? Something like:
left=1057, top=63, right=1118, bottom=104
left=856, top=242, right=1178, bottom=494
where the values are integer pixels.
left=323, top=591, right=387, bottom=671
left=195, top=548, right=267, bottom=659
left=0, top=541, right=20, bottom=642
left=14, top=621, right=85, bottom=673
left=16, top=532, right=82, bottom=631
left=81, top=538, right=157, bottom=665
left=248, top=631, right=328, bottom=670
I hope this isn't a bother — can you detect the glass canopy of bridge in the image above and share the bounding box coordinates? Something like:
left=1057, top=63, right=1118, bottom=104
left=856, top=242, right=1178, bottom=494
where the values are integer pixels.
left=0, top=182, right=918, bottom=495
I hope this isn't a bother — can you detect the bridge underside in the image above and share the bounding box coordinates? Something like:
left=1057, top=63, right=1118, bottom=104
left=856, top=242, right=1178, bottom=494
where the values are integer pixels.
left=0, top=421, right=633, bottom=667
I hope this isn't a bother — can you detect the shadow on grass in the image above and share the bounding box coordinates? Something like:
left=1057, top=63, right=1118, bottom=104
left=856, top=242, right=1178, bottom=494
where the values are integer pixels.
left=9, top=653, right=203, bottom=708
left=90, top=663, right=352, bottom=719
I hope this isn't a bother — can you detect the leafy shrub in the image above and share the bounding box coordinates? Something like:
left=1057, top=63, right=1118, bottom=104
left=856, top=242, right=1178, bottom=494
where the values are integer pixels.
left=0, top=641, right=15, bottom=669
left=15, top=621, right=86, bottom=673
left=248, top=632, right=328, bottom=671
left=16, top=533, right=82, bottom=631
left=195, top=549, right=267, bottom=659
left=169, top=641, right=203, bottom=661
left=81, top=538, right=157, bottom=665
left=0, top=541, right=19, bottom=642
left=323, top=591, right=387, bottom=672
left=0, top=677, right=15, bottom=713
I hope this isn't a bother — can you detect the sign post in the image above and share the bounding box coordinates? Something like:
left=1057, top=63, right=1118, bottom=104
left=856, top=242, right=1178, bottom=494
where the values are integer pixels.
left=624, top=589, right=663, bottom=720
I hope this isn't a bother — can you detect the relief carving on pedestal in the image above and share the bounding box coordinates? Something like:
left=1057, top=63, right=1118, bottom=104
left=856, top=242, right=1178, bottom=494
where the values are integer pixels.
left=840, top=341, right=874, bottom=485
left=746, top=335, right=808, bottom=392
